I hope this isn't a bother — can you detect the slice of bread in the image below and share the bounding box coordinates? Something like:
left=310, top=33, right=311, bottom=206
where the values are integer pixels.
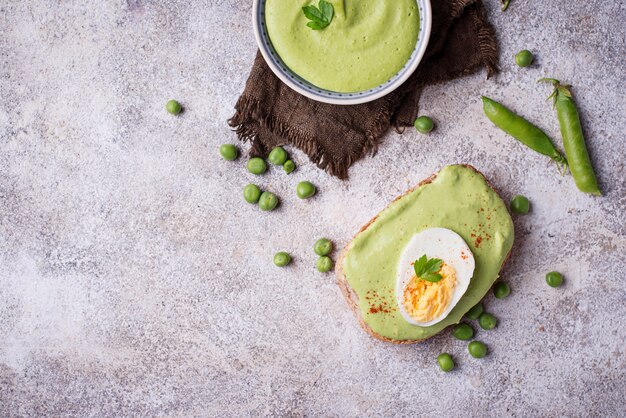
left=335, top=165, right=512, bottom=344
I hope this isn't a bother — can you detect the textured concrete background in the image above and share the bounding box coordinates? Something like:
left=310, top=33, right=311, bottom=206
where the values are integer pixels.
left=0, top=0, right=625, bottom=417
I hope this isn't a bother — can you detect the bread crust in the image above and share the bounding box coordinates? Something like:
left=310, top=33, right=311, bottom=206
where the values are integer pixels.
left=335, top=165, right=512, bottom=344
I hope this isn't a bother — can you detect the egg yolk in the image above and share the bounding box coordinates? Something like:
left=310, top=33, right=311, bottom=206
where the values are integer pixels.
left=402, top=262, right=457, bottom=323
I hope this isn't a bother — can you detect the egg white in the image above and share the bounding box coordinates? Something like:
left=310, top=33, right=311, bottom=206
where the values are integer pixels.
left=395, top=228, right=475, bottom=327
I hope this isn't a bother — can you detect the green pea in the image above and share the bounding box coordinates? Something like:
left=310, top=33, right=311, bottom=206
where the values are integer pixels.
left=414, top=116, right=434, bottom=134
left=314, top=238, right=333, bottom=256
left=316, top=256, right=333, bottom=273
left=283, top=160, right=296, bottom=174
left=468, top=341, right=488, bottom=358
left=515, top=50, right=533, bottom=67
left=268, top=147, right=288, bottom=165
left=243, top=184, right=262, bottom=204
left=273, top=252, right=291, bottom=267
left=465, top=303, right=483, bottom=320
left=166, top=99, right=182, bottom=115
left=258, top=191, right=278, bottom=211
left=479, top=313, right=497, bottom=330
left=510, top=195, right=530, bottom=214
left=219, top=144, right=239, bottom=161
left=546, top=271, right=564, bottom=288
left=437, top=353, right=455, bottom=372
left=296, top=181, right=316, bottom=199
left=493, top=282, right=511, bottom=299
left=247, top=157, right=267, bottom=175
left=452, top=323, right=474, bottom=340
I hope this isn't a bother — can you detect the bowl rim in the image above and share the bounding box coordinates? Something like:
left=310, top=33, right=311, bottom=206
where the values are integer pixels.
left=252, top=0, right=432, bottom=106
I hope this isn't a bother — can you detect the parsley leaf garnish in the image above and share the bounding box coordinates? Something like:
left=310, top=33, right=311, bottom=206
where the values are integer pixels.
left=302, top=0, right=334, bottom=31
left=413, top=254, right=443, bottom=283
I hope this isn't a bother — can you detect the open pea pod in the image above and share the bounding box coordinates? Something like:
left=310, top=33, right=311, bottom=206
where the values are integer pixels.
left=481, top=96, right=567, bottom=166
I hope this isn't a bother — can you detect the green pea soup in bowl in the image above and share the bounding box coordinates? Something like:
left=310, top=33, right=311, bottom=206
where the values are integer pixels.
left=253, top=0, right=432, bottom=105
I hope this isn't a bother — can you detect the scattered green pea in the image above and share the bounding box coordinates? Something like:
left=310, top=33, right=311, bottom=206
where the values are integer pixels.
left=510, top=195, right=530, bottom=214
left=479, top=313, right=497, bottom=330
left=316, top=256, right=333, bottom=273
left=468, top=341, right=488, bottom=358
left=166, top=99, right=182, bottom=115
left=296, top=181, right=316, bottom=199
left=268, top=147, right=288, bottom=165
left=258, top=191, right=278, bottom=211
left=414, top=116, right=434, bottom=134
left=546, top=271, right=564, bottom=288
left=247, top=157, right=267, bottom=175
left=437, top=353, right=455, bottom=372
left=493, top=282, right=511, bottom=299
left=243, top=184, right=262, bottom=204
left=283, top=160, right=296, bottom=174
left=452, top=323, right=474, bottom=341
left=314, top=238, right=333, bottom=256
left=273, top=252, right=291, bottom=267
left=515, top=50, right=533, bottom=67
left=465, top=303, right=483, bottom=320
left=219, top=144, right=239, bottom=161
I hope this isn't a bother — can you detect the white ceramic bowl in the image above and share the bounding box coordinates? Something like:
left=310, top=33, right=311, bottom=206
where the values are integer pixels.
left=252, top=0, right=432, bottom=105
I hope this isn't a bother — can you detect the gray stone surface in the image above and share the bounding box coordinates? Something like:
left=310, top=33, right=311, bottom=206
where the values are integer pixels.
left=0, top=0, right=624, bottom=416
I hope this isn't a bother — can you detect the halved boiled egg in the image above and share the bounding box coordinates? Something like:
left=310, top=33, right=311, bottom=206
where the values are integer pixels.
left=395, top=228, right=475, bottom=327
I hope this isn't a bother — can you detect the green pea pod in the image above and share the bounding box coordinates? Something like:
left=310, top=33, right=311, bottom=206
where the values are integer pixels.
left=481, top=96, right=567, bottom=166
left=540, top=79, right=601, bottom=196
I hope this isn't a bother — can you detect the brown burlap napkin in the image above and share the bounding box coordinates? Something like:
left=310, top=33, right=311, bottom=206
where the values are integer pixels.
left=229, top=0, right=498, bottom=179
